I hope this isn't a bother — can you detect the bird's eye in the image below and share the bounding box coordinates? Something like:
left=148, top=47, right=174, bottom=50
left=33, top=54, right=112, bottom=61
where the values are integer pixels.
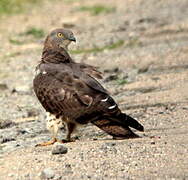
left=57, top=33, right=64, bottom=38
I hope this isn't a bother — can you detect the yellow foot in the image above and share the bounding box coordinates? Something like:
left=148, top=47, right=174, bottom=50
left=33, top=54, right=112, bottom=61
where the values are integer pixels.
left=35, top=138, right=76, bottom=146
left=35, top=138, right=57, bottom=147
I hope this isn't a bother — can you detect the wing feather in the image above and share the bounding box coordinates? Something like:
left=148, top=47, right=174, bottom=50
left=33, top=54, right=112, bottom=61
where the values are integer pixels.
left=33, top=62, right=115, bottom=122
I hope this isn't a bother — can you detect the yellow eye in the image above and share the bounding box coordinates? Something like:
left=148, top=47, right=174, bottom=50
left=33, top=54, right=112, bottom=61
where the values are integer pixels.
left=57, top=32, right=64, bottom=38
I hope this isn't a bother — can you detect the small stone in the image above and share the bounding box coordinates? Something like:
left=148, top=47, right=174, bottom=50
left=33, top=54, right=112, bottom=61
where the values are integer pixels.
left=52, top=144, right=68, bottom=155
left=40, top=168, right=55, bottom=179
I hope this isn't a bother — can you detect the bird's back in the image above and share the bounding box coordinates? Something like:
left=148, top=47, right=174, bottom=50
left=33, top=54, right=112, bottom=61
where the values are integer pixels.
left=33, top=61, right=109, bottom=122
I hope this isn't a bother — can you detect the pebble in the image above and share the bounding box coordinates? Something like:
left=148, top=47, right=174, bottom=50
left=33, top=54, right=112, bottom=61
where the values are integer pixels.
left=52, top=144, right=68, bottom=155
left=40, top=168, right=55, bottom=179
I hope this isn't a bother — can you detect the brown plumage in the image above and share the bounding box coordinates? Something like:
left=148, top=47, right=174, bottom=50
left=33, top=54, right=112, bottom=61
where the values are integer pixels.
left=33, top=28, right=144, bottom=146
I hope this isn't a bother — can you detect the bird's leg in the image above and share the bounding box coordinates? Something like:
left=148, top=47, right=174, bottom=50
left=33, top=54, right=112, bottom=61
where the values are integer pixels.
left=35, top=125, right=59, bottom=146
left=66, top=122, right=75, bottom=141
left=61, top=122, right=76, bottom=143
left=36, top=114, right=60, bottom=147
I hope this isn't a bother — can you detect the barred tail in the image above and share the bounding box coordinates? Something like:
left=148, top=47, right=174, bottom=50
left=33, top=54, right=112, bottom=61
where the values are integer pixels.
left=91, top=115, right=143, bottom=139
left=117, top=113, right=144, bottom=132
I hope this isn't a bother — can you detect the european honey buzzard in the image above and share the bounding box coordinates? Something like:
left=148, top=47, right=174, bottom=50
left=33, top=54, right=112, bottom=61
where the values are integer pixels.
left=33, top=28, right=144, bottom=146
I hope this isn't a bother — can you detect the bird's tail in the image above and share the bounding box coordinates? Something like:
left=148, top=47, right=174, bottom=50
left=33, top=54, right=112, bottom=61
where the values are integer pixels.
left=91, top=113, right=144, bottom=139
left=117, top=113, right=144, bottom=132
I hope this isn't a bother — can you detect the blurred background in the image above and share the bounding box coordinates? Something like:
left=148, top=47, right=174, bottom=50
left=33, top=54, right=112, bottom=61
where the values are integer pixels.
left=0, top=0, right=188, bottom=179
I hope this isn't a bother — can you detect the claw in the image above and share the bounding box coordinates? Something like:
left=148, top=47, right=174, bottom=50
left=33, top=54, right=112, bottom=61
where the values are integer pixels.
left=35, top=138, right=76, bottom=147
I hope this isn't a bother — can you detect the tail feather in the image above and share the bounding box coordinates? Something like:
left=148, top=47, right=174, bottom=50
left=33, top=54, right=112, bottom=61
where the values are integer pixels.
left=91, top=117, right=141, bottom=139
left=117, top=113, right=144, bottom=132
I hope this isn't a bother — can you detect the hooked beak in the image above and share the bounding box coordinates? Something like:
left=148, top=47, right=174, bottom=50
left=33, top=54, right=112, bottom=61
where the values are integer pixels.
left=69, top=36, right=76, bottom=42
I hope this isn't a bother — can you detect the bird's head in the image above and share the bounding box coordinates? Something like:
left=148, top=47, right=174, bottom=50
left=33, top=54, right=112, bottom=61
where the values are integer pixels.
left=44, top=28, right=76, bottom=50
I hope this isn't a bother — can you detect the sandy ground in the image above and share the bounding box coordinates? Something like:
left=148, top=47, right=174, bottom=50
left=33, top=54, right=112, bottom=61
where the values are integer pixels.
left=0, top=0, right=188, bottom=179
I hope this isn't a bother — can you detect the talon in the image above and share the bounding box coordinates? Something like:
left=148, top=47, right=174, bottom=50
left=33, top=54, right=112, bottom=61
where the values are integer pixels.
left=35, top=138, right=57, bottom=147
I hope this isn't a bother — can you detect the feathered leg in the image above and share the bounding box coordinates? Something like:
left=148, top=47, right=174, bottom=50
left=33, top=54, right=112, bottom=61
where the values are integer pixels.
left=35, top=125, right=58, bottom=146
left=36, top=113, right=64, bottom=146
left=61, top=122, right=76, bottom=143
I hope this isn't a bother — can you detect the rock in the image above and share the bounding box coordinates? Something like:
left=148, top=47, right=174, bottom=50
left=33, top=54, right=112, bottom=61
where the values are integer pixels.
left=40, top=168, right=55, bottom=180
left=52, top=144, right=68, bottom=155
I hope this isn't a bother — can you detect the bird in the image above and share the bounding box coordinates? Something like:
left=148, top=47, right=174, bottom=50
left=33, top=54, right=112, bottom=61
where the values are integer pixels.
left=33, top=28, right=144, bottom=146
